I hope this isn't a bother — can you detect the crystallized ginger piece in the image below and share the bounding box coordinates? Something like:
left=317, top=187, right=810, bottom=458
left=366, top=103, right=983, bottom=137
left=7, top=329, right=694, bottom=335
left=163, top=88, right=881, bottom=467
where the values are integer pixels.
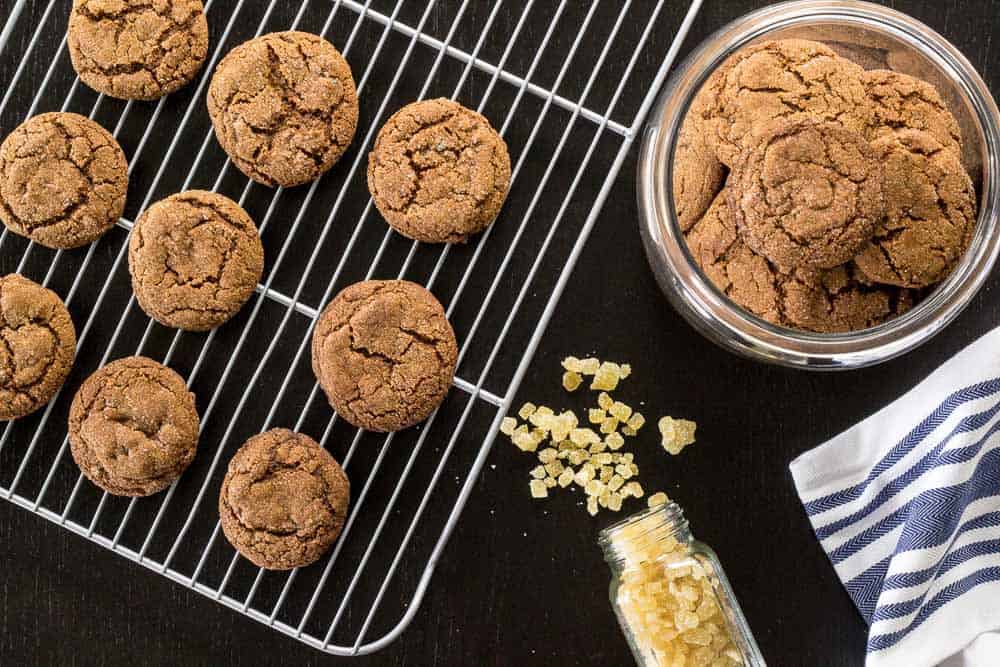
left=550, top=410, right=578, bottom=442
left=605, top=432, right=625, bottom=450
left=619, top=364, right=631, bottom=379
left=675, top=609, right=699, bottom=632
left=608, top=474, right=624, bottom=492
left=512, top=430, right=540, bottom=452
left=530, top=465, right=546, bottom=479
left=543, top=476, right=557, bottom=488
left=659, top=416, right=697, bottom=455
left=593, top=453, right=613, bottom=466
left=608, top=492, right=623, bottom=512
left=588, top=408, right=606, bottom=424
left=627, top=413, right=645, bottom=431
left=598, top=392, right=614, bottom=410
left=562, top=371, right=583, bottom=392
left=589, top=441, right=607, bottom=454
left=570, top=428, right=600, bottom=446
left=529, top=479, right=548, bottom=498
left=528, top=405, right=554, bottom=426
left=557, top=468, right=574, bottom=487
left=600, top=417, right=619, bottom=435
left=590, top=363, right=620, bottom=391
left=568, top=450, right=589, bottom=466
left=538, top=448, right=557, bottom=464
left=518, top=402, right=537, bottom=420
left=609, top=401, right=633, bottom=422
left=648, top=492, right=670, bottom=508
left=500, top=417, right=517, bottom=435
left=585, top=479, right=605, bottom=496
left=599, top=465, right=614, bottom=483
left=562, top=356, right=583, bottom=373
left=544, top=460, right=565, bottom=478
left=623, top=481, right=644, bottom=498
left=578, top=357, right=601, bottom=375
left=586, top=495, right=599, bottom=516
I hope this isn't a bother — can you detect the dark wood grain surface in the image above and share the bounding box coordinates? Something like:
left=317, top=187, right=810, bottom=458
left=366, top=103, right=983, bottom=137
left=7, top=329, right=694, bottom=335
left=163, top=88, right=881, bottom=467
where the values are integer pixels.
left=1, top=1, right=999, bottom=665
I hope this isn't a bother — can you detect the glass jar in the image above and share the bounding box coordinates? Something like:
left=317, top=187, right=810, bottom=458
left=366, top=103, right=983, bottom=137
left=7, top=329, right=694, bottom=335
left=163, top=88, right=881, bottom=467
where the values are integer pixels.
left=637, top=0, right=1000, bottom=370
left=598, top=502, right=765, bottom=666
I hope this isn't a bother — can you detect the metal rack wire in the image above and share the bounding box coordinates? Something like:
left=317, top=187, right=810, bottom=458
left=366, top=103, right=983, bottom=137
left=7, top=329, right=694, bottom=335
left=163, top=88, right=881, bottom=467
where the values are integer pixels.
left=0, top=0, right=702, bottom=655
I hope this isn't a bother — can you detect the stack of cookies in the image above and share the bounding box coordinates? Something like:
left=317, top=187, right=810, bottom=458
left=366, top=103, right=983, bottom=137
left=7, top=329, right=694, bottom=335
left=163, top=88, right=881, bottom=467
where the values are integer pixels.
left=677, top=38, right=977, bottom=333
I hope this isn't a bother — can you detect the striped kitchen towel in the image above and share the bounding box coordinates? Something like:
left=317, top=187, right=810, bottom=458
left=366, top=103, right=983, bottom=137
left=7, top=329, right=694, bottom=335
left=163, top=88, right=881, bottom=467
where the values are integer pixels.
left=790, top=327, right=1000, bottom=667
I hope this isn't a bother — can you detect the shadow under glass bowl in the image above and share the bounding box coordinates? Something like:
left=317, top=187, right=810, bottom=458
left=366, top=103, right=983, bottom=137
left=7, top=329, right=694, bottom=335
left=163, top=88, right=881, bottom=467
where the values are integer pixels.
left=638, top=0, right=1000, bottom=370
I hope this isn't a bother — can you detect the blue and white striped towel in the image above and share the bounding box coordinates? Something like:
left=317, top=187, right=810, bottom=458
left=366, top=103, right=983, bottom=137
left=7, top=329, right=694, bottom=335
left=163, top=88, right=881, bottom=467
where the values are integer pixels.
left=790, top=327, right=1000, bottom=667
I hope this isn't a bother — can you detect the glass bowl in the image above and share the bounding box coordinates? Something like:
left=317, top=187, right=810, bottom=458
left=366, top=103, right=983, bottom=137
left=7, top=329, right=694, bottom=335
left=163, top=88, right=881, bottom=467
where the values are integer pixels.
left=637, top=0, right=1000, bottom=370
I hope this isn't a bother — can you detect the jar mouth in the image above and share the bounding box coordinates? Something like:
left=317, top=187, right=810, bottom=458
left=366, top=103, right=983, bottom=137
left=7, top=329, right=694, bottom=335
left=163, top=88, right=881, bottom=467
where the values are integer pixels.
left=598, top=501, right=690, bottom=565
left=637, top=0, right=1000, bottom=369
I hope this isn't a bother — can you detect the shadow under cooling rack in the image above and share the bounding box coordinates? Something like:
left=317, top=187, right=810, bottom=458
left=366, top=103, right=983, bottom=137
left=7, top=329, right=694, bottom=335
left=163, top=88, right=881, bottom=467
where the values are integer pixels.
left=0, top=0, right=702, bottom=655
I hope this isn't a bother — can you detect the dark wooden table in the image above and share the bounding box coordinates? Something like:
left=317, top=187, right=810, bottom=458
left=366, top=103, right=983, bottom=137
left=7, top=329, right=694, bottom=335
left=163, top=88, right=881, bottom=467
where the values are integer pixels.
left=1, top=1, right=998, bottom=665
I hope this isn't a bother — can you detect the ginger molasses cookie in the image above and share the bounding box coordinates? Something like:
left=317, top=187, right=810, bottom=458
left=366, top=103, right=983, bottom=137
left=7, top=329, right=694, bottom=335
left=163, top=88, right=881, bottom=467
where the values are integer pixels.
left=69, top=356, right=199, bottom=496
left=781, top=266, right=915, bottom=334
left=0, top=112, right=127, bottom=249
left=68, top=0, right=209, bottom=101
left=220, top=428, right=349, bottom=570
left=701, top=39, right=873, bottom=166
left=728, top=116, right=884, bottom=273
left=864, top=69, right=962, bottom=156
left=686, top=191, right=908, bottom=333
left=207, top=31, right=358, bottom=188
left=368, top=98, right=511, bottom=244
left=128, top=190, right=264, bottom=331
left=686, top=189, right=781, bottom=321
left=312, top=280, right=458, bottom=432
left=0, top=275, right=76, bottom=420
left=673, top=92, right=725, bottom=232
left=854, top=130, right=976, bottom=288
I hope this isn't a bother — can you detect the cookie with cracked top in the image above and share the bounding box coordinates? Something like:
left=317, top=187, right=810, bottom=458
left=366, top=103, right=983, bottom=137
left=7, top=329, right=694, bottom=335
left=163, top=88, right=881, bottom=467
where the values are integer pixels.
left=128, top=190, right=264, bottom=331
left=311, top=279, right=458, bottom=432
left=728, top=116, right=885, bottom=273
left=0, top=274, right=77, bottom=420
left=69, top=356, right=199, bottom=496
left=207, top=31, right=359, bottom=188
left=686, top=190, right=912, bottom=333
left=0, top=112, right=127, bottom=249
left=854, top=130, right=976, bottom=288
left=219, top=428, right=350, bottom=570
left=864, top=69, right=963, bottom=157
left=367, top=98, right=511, bottom=244
left=673, top=88, right=725, bottom=233
left=700, top=39, right=873, bottom=167
left=68, top=0, right=210, bottom=101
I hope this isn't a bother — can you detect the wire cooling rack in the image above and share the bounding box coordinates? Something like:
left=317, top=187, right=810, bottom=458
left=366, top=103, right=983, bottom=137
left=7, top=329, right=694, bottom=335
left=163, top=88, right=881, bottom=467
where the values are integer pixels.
left=0, top=0, right=702, bottom=656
